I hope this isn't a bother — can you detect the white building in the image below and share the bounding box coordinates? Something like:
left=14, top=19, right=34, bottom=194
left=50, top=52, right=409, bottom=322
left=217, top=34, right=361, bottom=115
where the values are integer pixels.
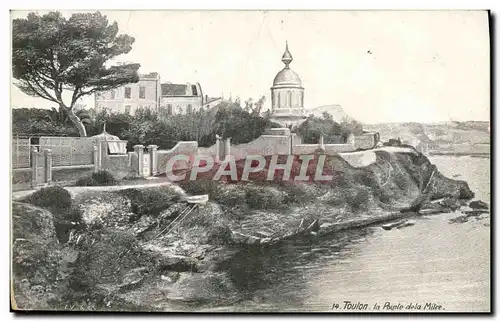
left=270, top=42, right=307, bottom=128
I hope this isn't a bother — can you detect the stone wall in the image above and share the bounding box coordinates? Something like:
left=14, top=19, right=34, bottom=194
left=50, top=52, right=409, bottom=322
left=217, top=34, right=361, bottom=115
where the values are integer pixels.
left=157, top=141, right=199, bottom=175
left=15, top=129, right=381, bottom=190
left=96, top=140, right=134, bottom=179
left=292, top=144, right=319, bottom=155
left=229, top=135, right=292, bottom=160
left=324, top=144, right=358, bottom=154
left=197, top=143, right=218, bottom=157
left=104, top=155, right=132, bottom=179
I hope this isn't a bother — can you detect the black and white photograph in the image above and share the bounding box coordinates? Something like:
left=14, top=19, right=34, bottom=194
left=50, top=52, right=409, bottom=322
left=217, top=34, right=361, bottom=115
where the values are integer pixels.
left=9, top=9, right=491, bottom=313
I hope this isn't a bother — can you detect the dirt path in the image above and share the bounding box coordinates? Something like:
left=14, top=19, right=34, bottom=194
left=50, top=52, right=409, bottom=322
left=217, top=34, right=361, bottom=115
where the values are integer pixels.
left=11, top=180, right=185, bottom=201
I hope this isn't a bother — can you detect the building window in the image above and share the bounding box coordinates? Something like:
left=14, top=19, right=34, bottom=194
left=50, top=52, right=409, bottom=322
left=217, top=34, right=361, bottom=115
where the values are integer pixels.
left=187, top=104, right=193, bottom=113
left=139, top=86, right=146, bottom=99
left=301, top=92, right=304, bottom=107
left=287, top=91, right=292, bottom=107
left=167, top=104, right=173, bottom=115
left=110, top=90, right=115, bottom=99
left=125, top=87, right=131, bottom=99
left=125, top=105, right=131, bottom=114
left=277, top=92, right=281, bottom=108
left=191, top=85, right=198, bottom=96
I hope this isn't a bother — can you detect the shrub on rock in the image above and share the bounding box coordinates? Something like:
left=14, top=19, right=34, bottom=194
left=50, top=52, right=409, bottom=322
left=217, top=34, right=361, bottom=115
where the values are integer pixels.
left=119, top=187, right=182, bottom=219
left=28, top=186, right=86, bottom=243
left=30, top=186, right=72, bottom=212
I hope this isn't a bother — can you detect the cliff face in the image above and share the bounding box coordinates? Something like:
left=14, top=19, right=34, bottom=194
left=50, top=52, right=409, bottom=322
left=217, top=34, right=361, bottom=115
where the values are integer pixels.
left=11, top=147, right=475, bottom=311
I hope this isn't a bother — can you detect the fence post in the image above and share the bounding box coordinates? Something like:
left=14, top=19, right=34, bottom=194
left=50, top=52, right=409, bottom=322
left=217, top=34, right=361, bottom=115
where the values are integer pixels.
left=31, top=146, right=38, bottom=189
left=44, top=149, right=52, bottom=185
left=93, top=145, right=99, bottom=172
left=215, top=135, right=221, bottom=164
left=134, top=145, right=145, bottom=177
left=290, top=133, right=296, bottom=155
left=148, top=145, right=158, bottom=176
left=318, top=135, right=325, bottom=150
left=224, top=138, right=231, bottom=161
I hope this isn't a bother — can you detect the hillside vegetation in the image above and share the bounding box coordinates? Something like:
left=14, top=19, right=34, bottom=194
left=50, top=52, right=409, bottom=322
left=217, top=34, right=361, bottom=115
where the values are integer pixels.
left=12, top=148, right=475, bottom=311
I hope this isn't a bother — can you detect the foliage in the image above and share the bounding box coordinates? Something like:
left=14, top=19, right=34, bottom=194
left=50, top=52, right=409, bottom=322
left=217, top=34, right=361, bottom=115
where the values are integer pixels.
left=179, top=179, right=220, bottom=197
left=12, top=95, right=276, bottom=151
left=213, top=99, right=279, bottom=144
left=118, top=187, right=182, bottom=219
left=80, top=98, right=276, bottom=149
left=75, top=170, right=117, bottom=186
left=295, top=112, right=363, bottom=144
left=74, top=176, right=96, bottom=187
left=68, top=228, right=153, bottom=293
left=30, top=186, right=73, bottom=211
left=244, top=185, right=284, bottom=210
left=12, top=11, right=140, bottom=136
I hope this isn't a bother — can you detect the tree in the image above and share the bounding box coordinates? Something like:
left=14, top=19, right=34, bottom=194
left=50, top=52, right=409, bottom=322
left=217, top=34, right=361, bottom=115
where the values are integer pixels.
left=252, top=95, right=266, bottom=116
left=295, top=113, right=364, bottom=144
left=12, top=11, right=141, bottom=137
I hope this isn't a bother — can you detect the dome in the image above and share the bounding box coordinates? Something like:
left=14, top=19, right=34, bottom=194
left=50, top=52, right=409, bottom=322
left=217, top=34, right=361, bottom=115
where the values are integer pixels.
left=271, top=42, right=303, bottom=88
left=273, top=67, right=302, bottom=87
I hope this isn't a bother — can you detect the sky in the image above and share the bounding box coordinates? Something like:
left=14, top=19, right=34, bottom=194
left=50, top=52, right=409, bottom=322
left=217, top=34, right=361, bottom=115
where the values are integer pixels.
left=10, top=10, right=490, bottom=123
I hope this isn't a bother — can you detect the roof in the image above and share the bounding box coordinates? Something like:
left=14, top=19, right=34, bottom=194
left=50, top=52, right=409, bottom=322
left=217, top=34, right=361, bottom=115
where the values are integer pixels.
left=272, top=42, right=302, bottom=87
left=282, top=41, right=293, bottom=67
left=140, top=72, right=159, bottom=79
left=273, top=68, right=302, bottom=87
left=161, top=83, right=188, bottom=96
left=90, top=131, right=120, bottom=141
left=204, top=97, right=222, bottom=105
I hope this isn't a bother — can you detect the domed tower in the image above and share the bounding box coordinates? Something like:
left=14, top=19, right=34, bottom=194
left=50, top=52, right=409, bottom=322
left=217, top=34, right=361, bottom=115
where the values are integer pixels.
left=270, top=42, right=306, bottom=128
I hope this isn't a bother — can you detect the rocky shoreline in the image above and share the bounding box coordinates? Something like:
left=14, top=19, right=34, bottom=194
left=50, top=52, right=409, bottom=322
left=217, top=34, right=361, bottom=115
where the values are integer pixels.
left=11, top=148, right=488, bottom=311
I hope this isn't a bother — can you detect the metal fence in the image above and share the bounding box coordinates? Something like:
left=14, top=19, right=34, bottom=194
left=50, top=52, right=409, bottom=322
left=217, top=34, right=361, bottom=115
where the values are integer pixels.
left=39, top=137, right=95, bottom=167
left=12, top=136, right=96, bottom=169
left=12, top=138, right=31, bottom=169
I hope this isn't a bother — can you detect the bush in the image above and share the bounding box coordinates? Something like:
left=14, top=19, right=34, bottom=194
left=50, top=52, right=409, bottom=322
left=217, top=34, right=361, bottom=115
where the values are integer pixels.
left=279, top=182, right=316, bottom=205
left=28, top=186, right=86, bottom=243
left=355, top=170, right=379, bottom=188
left=68, top=228, right=153, bottom=293
left=92, top=170, right=118, bottom=186
left=347, top=187, right=371, bottom=212
left=212, top=185, right=246, bottom=208
left=245, top=185, right=284, bottom=210
left=75, top=171, right=118, bottom=187
left=75, top=176, right=96, bottom=187
left=30, top=186, right=72, bottom=212
left=52, top=206, right=87, bottom=243
left=119, top=187, right=181, bottom=218
left=179, top=179, right=220, bottom=197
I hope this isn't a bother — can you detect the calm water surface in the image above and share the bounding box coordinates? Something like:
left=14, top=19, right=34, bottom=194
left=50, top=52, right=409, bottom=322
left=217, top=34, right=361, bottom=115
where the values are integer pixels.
left=211, top=156, right=491, bottom=312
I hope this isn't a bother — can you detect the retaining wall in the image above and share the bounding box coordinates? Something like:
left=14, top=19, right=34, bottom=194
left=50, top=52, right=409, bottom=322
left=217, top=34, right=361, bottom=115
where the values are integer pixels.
left=157, top=141, right=199, bottom=175
left=229, top=135, right=291, bottom=160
